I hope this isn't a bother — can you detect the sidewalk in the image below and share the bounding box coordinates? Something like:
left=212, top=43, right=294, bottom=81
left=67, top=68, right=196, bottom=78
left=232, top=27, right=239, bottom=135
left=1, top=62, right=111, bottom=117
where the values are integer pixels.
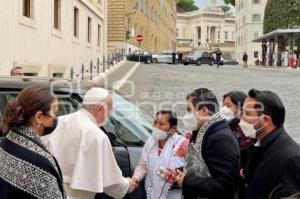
left=82, top=61, right=140, bottom=90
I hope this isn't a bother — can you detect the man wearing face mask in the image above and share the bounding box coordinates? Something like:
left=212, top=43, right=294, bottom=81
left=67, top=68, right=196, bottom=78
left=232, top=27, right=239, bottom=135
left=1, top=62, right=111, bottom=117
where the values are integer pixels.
left=42, top=88, right=136, bottom=199
left=240, top=89, right=300, bottom=199
left=131, top=110, right=189, bottom=199
left=175, top=88, right=240, bottom=199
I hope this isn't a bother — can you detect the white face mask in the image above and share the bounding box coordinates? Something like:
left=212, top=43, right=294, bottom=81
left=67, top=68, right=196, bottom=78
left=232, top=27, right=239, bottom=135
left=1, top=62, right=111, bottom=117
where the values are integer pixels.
left=220, top=106, right=235, bottom=122
left=183, top=112, right=198, bottom=131
left=239, top=117, right=264, bottom=139
left=152, top=127, right=170, bottom=141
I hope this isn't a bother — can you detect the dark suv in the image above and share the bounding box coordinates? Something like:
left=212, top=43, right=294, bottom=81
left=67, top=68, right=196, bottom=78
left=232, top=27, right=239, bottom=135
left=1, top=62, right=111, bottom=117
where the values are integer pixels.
left=0, top=76, right=151, bottom=199
left=182, top=51, right=215, bottom=66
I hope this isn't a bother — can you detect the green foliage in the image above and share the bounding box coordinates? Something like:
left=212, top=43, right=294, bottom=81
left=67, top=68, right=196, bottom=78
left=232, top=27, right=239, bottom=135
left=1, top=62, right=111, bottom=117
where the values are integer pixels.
left=224, top=0, right=235, bottom=6
left=264, top=0, right=300, bottom=34
left=177, top=0, right=199, bottom=13
left=220, top=5, right=231, bottom=13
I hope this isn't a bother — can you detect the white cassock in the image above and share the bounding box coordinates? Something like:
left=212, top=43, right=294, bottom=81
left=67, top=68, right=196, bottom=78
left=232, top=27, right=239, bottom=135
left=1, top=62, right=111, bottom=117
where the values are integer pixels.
left=42, top=109, right=129, bottom=199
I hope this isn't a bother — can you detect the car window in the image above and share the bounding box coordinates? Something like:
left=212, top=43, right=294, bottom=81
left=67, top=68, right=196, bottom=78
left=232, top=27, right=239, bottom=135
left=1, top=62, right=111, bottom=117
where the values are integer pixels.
left=109, top=93, right=152, bottom=146
left=57, top=97, right=79, bottom=116
left=193, top=51, right=203, bottom=56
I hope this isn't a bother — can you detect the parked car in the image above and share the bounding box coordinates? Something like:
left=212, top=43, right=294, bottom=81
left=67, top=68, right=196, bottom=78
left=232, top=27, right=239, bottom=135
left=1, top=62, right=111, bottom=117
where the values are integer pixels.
left=182, top=51, right=215, bottom=66
left=127, top=50, right=152, bottom=64
left=224, top=58, right=239, bottom=65
left=0, top=76, right=151, bottom=199
left=152, top=51, right=178, bottom=64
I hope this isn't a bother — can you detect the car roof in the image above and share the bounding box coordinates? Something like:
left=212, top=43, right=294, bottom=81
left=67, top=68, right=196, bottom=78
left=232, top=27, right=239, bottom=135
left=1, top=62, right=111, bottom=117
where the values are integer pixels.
left=0, top=76, right=86, bottom=95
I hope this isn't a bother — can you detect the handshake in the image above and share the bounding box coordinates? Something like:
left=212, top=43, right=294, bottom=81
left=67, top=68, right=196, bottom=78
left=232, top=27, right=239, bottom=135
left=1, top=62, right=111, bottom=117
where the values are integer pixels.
left=127, top=177, right=139, bottom=193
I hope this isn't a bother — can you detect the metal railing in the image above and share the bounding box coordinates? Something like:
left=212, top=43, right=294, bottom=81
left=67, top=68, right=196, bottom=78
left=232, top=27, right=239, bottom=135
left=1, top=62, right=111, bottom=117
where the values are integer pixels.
left=69, top=48, right=126, bottom=81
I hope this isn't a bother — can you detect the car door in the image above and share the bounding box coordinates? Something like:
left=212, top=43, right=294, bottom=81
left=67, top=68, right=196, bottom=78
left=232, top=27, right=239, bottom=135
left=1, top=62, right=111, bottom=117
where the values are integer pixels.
left=201, top=52, right=209, bottom=64
left=166, top=52, right=173, bottom=63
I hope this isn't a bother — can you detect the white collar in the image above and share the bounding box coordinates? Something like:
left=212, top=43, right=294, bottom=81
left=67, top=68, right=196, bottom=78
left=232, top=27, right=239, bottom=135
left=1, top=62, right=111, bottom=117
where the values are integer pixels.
left=80, top=108, right=97, bottom=124
left=254, top=140, right=261, bottom=147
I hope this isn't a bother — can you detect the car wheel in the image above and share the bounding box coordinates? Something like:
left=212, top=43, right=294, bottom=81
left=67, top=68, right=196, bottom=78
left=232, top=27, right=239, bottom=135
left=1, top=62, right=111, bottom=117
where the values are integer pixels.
left=196, top=60, right=202, bottom=66
left=183, top=63, right=188, bottom=65
left=145, top=59, right=151, bottom=64
left=152, top=58, right=158, bottom=63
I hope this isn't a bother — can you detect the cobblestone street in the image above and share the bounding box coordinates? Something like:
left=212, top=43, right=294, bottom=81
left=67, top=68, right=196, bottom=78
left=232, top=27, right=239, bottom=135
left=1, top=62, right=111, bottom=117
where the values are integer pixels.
left=115, top=62, right=300, bottom=143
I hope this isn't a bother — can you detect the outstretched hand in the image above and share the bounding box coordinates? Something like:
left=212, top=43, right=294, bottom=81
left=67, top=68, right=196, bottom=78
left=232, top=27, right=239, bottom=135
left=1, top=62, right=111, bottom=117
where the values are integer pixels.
left=127, top=177, right=139, bottom=193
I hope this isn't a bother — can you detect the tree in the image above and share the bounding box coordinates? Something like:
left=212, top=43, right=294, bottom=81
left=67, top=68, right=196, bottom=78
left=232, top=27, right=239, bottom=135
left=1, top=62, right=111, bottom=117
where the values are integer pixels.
left=224, top=0, right=235, bottom=6
left=220, top=5, right=231, bottom=14
left=177, top=0, right=199, bottom=13
left=264, top=0, right=300, bottom=34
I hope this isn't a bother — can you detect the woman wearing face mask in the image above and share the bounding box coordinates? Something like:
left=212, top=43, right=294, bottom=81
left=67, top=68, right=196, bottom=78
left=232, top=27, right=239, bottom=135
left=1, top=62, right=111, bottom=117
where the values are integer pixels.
left=220, top=91, right=255, bottom=199
left=131, top=110, right=189, bottom=199
left=0, top=84, right=66, bottom=199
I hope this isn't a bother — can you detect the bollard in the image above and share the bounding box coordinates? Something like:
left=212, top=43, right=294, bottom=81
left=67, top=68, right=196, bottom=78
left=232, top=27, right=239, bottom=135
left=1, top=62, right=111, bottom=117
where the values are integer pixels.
left=103, top=56, right=106, bottom=72
left=90, top=61, right=93, bottom=80
left=70, top=67, right=74, bottom=80
left=97, top=58, right=100, bottom=75
left=81, top=64, right=85, bottom=81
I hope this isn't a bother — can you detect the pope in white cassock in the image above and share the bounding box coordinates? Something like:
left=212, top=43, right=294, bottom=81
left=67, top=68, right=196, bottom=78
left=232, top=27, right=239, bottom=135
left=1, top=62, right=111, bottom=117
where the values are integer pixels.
left=42, top=87, right=135, bottom=199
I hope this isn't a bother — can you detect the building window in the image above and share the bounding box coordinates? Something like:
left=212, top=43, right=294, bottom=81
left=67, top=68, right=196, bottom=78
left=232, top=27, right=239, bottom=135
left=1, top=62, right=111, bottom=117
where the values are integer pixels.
left=197, top=27, right=201, bottom=40
left=53, top=0, right=61, bottom=30
left=73, top=7, right=79, bottom=37
left=252, top=14, right=261, bottom=22
left=97, top=24, right=101, bottom=47
left=23, top=0, right=33, bottom=19
left=98, top=0, right=102, bottom=6
left=87, top=17, right=92, bottom=43
left=254, top=51, right=259, bottom=58
left=225, top=31, right=228, bottom=40
left=253, top=0, right=261, bottom=4
left=242, top=16, right=246, bottom=25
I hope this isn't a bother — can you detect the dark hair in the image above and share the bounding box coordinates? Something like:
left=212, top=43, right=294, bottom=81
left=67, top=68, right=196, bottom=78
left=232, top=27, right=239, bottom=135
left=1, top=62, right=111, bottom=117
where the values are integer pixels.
left=11, top=66, right=23, bottom=76
left=156, top=110, right=177, bottom=128
left=186, top=88, right=219, bottom=114
left=248, top=89, right=285, bottom=127
left=223, top=91, right=247, bottom=109
left=1, top=84, right=56, bottom=133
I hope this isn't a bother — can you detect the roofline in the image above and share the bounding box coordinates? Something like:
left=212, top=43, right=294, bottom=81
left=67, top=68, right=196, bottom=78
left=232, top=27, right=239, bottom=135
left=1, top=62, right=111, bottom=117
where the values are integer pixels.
left=253, top=28, right=300, bottom=42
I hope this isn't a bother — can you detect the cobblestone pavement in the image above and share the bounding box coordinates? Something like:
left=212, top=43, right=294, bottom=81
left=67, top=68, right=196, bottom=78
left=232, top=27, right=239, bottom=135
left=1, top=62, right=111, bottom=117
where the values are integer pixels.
left=116, top=62, right=300, bottom=144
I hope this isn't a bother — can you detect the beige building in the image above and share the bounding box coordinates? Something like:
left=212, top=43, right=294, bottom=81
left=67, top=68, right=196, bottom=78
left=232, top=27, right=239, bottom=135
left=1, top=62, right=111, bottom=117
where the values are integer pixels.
left=235, top=0, right=267, bottom=65
left=176, top=0, right=236, bottom=57
left=107, top=0, right=177, bottom=54
left=0, top=0, right=107, bottom=78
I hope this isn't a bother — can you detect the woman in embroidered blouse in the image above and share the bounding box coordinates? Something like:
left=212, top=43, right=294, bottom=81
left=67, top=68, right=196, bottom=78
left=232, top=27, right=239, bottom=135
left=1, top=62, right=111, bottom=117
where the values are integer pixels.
left=0, top=84, right=66, bottom=199
left=131, top=110, right=189, bottom=199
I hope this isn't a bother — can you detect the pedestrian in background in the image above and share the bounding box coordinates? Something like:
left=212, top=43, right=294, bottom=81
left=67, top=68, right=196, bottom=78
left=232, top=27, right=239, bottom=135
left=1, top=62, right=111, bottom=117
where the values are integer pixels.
left=243, top=52, right=248, bottom=68
left=0, top=84, right=66, bottom=199
left=214, top=48, right=222, bottom=68
left=10, top=66, right=24, bottom=76
left=241, top=89, right=300, bottom=199
left=178, top=52, right=183, bottom=64
left=172, top=51, right=177, bottom=64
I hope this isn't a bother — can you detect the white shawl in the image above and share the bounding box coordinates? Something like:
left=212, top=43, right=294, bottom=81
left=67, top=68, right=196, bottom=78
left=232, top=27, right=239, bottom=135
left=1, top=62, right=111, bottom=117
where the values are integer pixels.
left=143, top=133, right=187, bottom=199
